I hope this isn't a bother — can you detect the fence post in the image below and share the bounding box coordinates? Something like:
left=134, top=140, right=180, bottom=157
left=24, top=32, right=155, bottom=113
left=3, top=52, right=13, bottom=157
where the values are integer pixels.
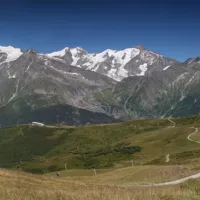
left=131, top=160, right=134, bottom=167
left=65, top=163, right=67, bottom=170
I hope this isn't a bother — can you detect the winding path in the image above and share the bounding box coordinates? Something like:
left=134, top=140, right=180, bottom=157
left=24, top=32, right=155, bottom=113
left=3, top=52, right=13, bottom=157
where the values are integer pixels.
left=165, top=154, right=170, bottom=163
left=168, top=118, right=176, bottom=127
left=119, top=172, right=200, bottom=187
left=187, top=128, right=200, bottom=144
left=119, top=118, right=200, bottom=187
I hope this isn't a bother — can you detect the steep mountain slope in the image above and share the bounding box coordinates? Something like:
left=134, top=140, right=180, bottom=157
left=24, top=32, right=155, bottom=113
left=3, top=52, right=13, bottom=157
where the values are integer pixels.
left=1, top=45, right=200, bottom=126
left=0, top=94, right=118, bottom=127
left=0, top=46, right=119, bottom=126
left=47, top=46, right=178, bottom=81
left=0, top=47, right=117, bottom=118
left=93, top=60, right=200, bottom=119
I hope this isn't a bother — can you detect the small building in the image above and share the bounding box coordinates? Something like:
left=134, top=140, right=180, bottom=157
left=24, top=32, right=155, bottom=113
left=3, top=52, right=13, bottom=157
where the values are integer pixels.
left=32, top=122, right=45, bottom=127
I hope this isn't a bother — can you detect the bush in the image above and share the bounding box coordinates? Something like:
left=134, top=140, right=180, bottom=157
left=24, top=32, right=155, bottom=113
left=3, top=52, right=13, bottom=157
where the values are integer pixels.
left=114, top=146, right=141, bottom=154
left=83, top=158, right=100, bottom=169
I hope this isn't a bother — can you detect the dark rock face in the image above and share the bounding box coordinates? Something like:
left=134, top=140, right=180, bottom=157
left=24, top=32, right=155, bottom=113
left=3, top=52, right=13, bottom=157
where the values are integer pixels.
left=94, top=61, right=200, bottom=119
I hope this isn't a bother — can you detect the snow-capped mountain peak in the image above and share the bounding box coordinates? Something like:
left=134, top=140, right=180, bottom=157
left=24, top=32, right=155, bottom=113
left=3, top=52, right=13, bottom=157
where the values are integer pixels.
left=47, top=47, right=87, bottom=57
left=0, top=46, right=23, bottom=64
left=46, top=46, right=178, bottom=81
left=47, top=47, right=70, bottom=57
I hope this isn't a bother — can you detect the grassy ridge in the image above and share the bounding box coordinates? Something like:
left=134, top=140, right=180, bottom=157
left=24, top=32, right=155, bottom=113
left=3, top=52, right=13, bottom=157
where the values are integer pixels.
left=0, top=115, right=200, bottom=173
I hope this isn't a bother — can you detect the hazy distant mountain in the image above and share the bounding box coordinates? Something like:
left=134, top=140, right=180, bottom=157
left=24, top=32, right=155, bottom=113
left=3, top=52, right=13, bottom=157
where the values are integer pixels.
left=1, top=45, right=200, bottom=126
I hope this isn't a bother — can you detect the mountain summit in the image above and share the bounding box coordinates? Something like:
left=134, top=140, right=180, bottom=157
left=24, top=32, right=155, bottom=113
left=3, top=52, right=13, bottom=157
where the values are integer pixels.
left=0, top=46, right=23, bottom=64
left=46, top=46, right=178, bottom=81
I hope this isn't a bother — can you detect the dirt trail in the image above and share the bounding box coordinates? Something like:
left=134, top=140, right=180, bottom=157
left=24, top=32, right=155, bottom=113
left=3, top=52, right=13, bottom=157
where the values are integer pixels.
left=119, top=119, right=200, bottom=187
left=119, top=172, right=200, bottom=187
left=187, top=127, right=200, bottom=144
left=165, top=154, right=170, bottom=163
left=168, top=118, right=176, bottom=127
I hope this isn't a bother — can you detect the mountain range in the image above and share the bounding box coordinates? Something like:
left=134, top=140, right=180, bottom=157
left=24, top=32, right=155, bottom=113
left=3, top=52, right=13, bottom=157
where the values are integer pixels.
left=0, top=45, right=200, bottom=126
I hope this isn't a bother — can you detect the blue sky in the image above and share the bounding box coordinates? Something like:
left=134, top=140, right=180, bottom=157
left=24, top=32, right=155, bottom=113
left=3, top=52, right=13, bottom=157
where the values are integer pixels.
left=0, top=0, right=200, bottom=61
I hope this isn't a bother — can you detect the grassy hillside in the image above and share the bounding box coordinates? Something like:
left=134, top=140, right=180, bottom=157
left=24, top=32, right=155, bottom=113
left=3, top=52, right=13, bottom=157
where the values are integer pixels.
left=48, top=165, right=200, bottom=185
left=0, top=115, right=200, bottom=173
left=1, top=169, right=200, bottom=200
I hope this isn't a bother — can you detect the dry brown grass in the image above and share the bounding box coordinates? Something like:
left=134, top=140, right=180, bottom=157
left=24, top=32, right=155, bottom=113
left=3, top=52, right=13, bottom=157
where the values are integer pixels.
left=0, top=169, right=200, bottom=200
left=85, top=165, right=200, bottom=185
left=48, top=165, right=200, bottom=185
